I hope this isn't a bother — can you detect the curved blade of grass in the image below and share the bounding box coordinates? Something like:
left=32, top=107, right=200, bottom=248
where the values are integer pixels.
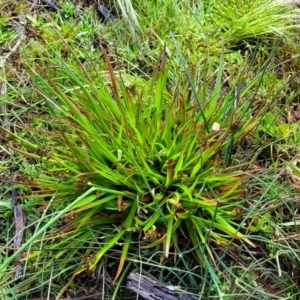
left=114, top=230, right=132, bottom=283
left=164, top=217, right=174, bottom=258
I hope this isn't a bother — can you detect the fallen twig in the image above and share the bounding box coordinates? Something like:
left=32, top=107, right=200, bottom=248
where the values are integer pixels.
left=127, top=272, right=197, bottom=300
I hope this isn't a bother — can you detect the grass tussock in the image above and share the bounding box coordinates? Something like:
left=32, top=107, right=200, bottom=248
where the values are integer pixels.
left=0, top=0, right=300, bottom=299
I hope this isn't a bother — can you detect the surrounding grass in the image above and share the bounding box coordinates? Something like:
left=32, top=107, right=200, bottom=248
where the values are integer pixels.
left=1, top=0, right=300, bottom=299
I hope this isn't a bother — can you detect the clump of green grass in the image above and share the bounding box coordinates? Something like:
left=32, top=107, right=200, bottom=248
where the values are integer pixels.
left=0, top=36, right=275, bottom=297
left=1, top=0, right=300, bottom=299
left=210, top=0, right=299, bottom=46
